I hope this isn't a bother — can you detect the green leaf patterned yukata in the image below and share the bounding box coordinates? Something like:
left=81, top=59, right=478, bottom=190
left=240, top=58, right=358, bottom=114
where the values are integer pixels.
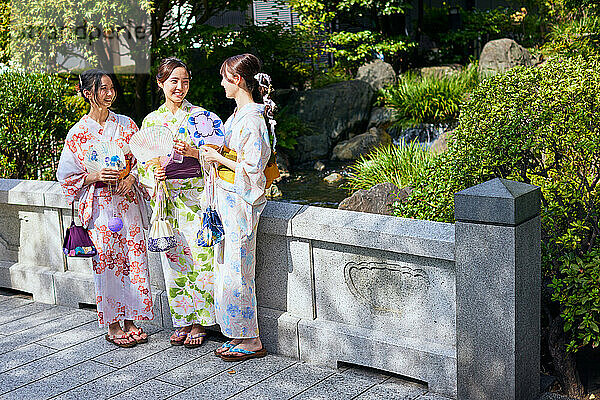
left=138, top=100, right=216, bottom=328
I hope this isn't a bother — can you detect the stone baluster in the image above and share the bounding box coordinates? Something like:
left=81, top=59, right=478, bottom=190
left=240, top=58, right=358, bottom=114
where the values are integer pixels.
left=455, top=178, right=541, bottom=400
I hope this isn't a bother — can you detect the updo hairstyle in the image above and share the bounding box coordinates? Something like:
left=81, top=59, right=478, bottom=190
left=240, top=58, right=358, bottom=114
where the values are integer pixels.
left=78, top=69, right=115, bottom=105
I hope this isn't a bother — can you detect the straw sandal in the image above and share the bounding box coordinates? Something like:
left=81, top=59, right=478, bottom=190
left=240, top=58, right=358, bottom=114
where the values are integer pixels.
left=105, top=333, right=137, bottom=348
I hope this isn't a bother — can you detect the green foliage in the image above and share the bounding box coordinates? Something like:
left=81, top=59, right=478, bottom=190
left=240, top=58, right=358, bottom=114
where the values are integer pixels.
left=0, top=0, right=8, bottom=64
left=550, top=250, right=600, bottom=351
left=345, top=141, right=435, bottom=193
left=8, top=0, right=153, bottom=72
left=311, top=65, right=351, bottom=89
left=328, top=31, right=415, bottom=72
left=423, top=5, right=542, bottom=64
left=289, top=0, right=415, bottom=77
left=542, top=11, right=600, bottom=57
left=0, top=69, right=86, bottom=179
left=395, top=56, right=600, bottom=351
left=274, top=108, right=315, bottom=151
left=335, top=0, right=408, bottom=16
left=380, top=63, right=479, bottom=126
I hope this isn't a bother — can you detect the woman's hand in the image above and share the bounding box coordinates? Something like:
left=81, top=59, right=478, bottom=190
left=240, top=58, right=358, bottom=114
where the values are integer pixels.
left=174, top=139, right=199, bottom=159
left=200, top=145, right=238, bottom=171
left=154, top=166, right=167, bottom=181
left=199, top=145, right=222, bottom=163
left=96, top=168, right=119, bottom=184
left=116, top=174, right=135, bottom=196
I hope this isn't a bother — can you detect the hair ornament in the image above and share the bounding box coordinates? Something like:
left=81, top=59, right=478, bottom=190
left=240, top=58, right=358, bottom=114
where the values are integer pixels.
left=254, top=72, right=276, bottom=120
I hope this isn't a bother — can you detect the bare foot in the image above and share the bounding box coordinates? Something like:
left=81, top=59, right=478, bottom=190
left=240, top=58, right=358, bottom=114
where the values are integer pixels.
left=184, top=324, right=207, bottom=348
left=215, top=338, right=243, bottom=355
left=124, top=320, right=148, bottom=342
left=221, top=337, right=263, bottom=356
left=170, top=325, right=192, bottom=344
left=108, top=322, right=136, bottom=346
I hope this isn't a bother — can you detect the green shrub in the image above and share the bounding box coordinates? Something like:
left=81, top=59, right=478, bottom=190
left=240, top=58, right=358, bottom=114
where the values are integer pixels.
left=395, top=56, right=600, bottom=353
left=345, top=141, right=435, bottom=193
left=327, top=31, right=415, bottom=73
left=0, top=69, right=86, bottom=179
left=0, top=0, right=8, bottom=64
left=380, top=63, right=479, bottom=127
left=549, top=250, right=600, bottom=351
left=311, top=65, right=351, bottom=89
left=422, top=5, right=543, bottom=64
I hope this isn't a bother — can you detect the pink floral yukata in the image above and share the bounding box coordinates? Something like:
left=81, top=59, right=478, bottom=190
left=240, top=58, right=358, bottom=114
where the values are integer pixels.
left=57, top=112, right=153, bottom=327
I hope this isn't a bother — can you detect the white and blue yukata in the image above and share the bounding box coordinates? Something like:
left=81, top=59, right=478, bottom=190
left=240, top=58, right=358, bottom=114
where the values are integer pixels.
left=214, top=103, right=272, bottom=338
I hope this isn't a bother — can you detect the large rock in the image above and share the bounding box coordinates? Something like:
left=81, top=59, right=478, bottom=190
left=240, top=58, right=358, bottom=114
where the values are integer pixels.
left=420, top=64, right=463, bottom=79
left=356, top=59, right=397, bottom=90
left=331, top=127, right=392, bottom=161
left=367, top=107, right=394, bottom=129
left=338, top=182, right=411, bottom=215
left=294, top=133, right=329, bottom=163
left=275, top=151, right=291, bottom=179
left=479, top=38, right=534, bottom=76
left=285, top=80, right=375, bottom=163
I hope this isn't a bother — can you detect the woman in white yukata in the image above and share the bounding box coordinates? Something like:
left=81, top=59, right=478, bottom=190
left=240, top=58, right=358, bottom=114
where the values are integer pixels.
left=137, top=57, right=216, bottom=348
left=57, top=69, right=153, bottom=348
left=201, top=53, right=274, bottom=361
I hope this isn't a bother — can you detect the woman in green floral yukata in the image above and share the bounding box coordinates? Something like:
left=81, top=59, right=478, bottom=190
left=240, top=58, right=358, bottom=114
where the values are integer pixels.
left=138, top=57, right=215, bottom=348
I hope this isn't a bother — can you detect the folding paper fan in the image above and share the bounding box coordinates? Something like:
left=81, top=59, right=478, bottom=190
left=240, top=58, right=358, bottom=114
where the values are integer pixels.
left=129, top=126, right=175, bottom=165
left=84, top=142, right=127, bottom=174
left=187, top=109, right=225, bottom=148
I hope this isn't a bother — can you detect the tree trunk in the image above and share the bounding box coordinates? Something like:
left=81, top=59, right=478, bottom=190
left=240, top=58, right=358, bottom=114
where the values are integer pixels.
left=134, top=73, right=150, bottom=124
left=548, top=316, right=586, bottom=398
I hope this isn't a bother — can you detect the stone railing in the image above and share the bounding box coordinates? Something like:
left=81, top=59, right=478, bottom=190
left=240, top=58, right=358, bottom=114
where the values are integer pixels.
left=0, top=178, right=541, bottom=400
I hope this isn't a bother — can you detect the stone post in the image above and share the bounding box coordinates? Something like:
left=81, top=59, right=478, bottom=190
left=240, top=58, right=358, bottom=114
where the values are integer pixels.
left=454, top=178, right=541, bottom=400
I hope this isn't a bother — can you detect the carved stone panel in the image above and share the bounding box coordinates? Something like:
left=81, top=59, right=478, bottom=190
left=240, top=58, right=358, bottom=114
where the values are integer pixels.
left=344, top=261, right=430, bottom=316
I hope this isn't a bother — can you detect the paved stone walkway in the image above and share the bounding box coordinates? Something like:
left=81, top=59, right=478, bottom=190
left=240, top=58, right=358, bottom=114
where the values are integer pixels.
left=0, top=291, right=455, bottom=400
left=0, top=291, right=578, bottom=400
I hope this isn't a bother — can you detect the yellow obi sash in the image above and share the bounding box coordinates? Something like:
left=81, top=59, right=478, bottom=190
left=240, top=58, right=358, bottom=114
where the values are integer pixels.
left=218, top=146, right=280, bottom=189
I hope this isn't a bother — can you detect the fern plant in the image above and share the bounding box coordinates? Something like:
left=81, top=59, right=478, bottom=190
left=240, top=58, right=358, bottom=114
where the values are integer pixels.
left=380, top=63, right=479, bottom=127
left=345, top=141, right=435, bottom=193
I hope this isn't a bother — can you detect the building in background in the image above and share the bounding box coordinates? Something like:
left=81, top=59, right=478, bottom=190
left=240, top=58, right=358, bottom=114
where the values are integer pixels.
left=206, top=0, right=299, bottom=29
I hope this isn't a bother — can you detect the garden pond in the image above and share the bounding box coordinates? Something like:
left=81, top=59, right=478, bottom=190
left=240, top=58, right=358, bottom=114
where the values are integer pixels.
left=275, top=123, right=447, bottom=208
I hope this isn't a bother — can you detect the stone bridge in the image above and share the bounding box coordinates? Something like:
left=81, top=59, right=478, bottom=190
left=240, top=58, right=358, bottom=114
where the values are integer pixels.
left=0, top=177, right=541, bottom=400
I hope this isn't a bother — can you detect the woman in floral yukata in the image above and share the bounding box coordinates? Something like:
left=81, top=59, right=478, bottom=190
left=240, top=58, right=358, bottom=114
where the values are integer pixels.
left=57, top=69, right=153, bottom=348
left=138, top=57, right=216, bottom=348
left=201, top=53, right=274, bottom=361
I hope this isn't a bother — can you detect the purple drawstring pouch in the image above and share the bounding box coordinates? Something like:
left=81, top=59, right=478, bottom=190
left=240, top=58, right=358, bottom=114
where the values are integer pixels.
left=63, top=203, right=97, bottom=257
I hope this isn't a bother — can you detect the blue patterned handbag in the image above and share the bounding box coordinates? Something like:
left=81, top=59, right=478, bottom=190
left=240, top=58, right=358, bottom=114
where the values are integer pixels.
left=197, top=161, right=225, bottom=247
left=197, top=205, right=224, bottom=247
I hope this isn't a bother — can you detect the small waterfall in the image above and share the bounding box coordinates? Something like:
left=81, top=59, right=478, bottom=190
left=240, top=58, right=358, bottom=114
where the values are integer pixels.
left=388, top=123, right=453, bottom=148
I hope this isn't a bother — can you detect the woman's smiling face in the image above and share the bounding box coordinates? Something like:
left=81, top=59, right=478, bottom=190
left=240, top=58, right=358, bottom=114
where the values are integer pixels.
left=85, top=75, right=115, bottom=108
left=159, top=67, right=190, bottom=105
